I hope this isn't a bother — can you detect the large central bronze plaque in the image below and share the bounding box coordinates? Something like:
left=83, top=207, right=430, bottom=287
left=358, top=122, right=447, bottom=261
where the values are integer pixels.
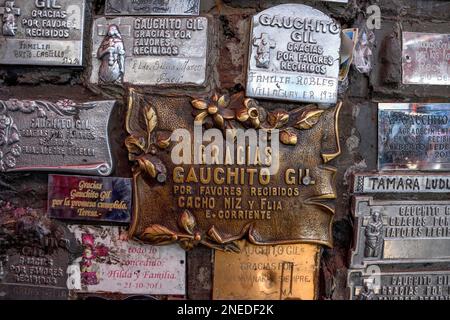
left=126, top=90, right=342, bottom=250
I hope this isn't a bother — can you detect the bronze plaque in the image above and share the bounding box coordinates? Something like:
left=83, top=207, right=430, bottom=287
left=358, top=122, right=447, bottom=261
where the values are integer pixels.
left=213, top=241, right=320, bottom=300
left=126, top=89, right=342, bottom=250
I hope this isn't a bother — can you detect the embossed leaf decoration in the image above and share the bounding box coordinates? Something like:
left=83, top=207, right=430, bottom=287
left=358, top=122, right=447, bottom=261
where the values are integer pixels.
left=207, top=226, right=224, bottom=244
left=156, top=131, right=171, bottom=149
left=142, top=225, right=178, bottom=245
left=178, top=210, right=196, bottom=235
left=294, top=109, right=324, bottom=130
left=280, top=129, right=298, bottom=145
left=144, top=105, right=157, bottom=134
left=125, top=135, right=146, bottom=155
left=191, top=99, right=208, bottom=110
left=136, top=156, right=157, bottom=178
left=267, top=109, right=290, bottom=129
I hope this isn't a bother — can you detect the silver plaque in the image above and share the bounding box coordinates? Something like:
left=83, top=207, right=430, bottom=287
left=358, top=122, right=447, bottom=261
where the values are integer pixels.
left=0, top=0, right=85, bottom=66
left=0, top=99, right=115, bottom=176
left=90, top=16, right=208, bottom=86
left=353, top=172, right=450, bottom=194
left=348, top=268, right=450, bottom=300
left=402, top=32, right=450, bottom=86
left=379, top=103, right=450, bottom=171
left=351, top=197, right=450, bottom=267
left=105, top=0, right=200, bottom=16
left=246, top=4, right=341, bottom=104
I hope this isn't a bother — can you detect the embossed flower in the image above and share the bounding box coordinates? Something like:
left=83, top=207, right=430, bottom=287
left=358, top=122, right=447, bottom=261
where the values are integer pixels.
left=56, top=99, right=76, bottom=109
left=3, top=154, right=15, bottom=169
left=0, top=114, right=11, bottom=129
left=10, top=144, right=21, bottom=157
left=191, top=93, right=235, bottom=129
left=235, top=98, right=263, bottom=128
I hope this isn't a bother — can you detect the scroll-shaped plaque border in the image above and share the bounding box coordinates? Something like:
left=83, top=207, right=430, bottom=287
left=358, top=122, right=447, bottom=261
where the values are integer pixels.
left=126, top=89, right=342, bottom=251
left=0, top=99, right=116, bottom=176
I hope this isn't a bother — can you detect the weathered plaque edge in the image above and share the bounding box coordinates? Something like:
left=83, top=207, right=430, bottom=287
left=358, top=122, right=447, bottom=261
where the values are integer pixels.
left=104, top=0, right=200, bottom=16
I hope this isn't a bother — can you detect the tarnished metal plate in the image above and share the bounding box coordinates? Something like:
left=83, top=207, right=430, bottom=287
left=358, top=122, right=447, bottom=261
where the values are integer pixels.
left=0, top=203, right=77, bottom=300
left=352, top=172, right=450, bottom=194
left=402, top=32, right=450, bottom=86
left=90, top=16, right=208, bottom=86
left=348, top=268, right=450, bottom=300
left=48, top=174, right=132, bottom=223
left=68, top=225, right=186, bottom=295
left=0, top=99, right=116, bottom=176
left=213, top=241, right=320, bottom=300
left=378, top=103, right=450, bottom=171
left=105, top=0, right=200, bottom=16
left=351, top=197, right=450, bottom=267
left=246, top=4, right=340, bottom=104
left=126, top=90, right=342, bottom=250
left=0, top=0, right=85, bottom=66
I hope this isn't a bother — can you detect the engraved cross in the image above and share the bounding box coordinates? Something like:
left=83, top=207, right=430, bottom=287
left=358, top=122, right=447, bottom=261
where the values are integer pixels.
left=0, top=1, right=21, bottom=36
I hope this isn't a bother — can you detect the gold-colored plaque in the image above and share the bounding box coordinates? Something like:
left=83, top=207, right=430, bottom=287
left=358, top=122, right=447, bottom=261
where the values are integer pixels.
left=213, top=241, right=320, bottom=300
left=126, top=89, right=342, bottom=251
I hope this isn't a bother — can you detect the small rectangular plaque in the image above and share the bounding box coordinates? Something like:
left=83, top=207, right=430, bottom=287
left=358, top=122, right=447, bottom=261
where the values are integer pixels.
left=0, top=0, right=85, bottom=66
left=246, top=4, right=340, bottom=104
left=379, top=103, right=450, bottom=171
left=105, top=0, right=200, bottom=16
left=402, top=32, right=450, bottom=85
left=48, top=174, right=132, bottom=223
left=213, top=241, right=320, bottom=300
left=69, top=225, right=186, bottom=295
left=348, top=268, right=450, bottom=300
left=352, top=172, right=450, bottom=193
left=0, top=99, right=116, bottom=176
left=351, top=197, right=450, bottom=267
left=90, top=16, right=208, bottom=86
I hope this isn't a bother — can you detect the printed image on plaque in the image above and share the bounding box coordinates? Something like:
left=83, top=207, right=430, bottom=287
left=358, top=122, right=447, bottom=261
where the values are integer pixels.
left=213, top=241, right=320, bottom=300
left=67, top=225, right=186, bottom=295
left=0, top=99, right=116, bottom=176
left=351, top=197, right=450, bottom=267
left=352, top=172, right=450, bottom=194
left=90, top=16, right=208, bottom=86
left=379, top=103, right=450, bottom=171
left=126, top=89, right=342, bottom=251
left=105, top=0, right=200, bottom=16
left=246, top=4, right=341, bottom=104
left=348, top=268, right=450, bottom=300
left=48, top=175, right=132, bottom=223
left=402, top=32, right=450, bottom=86
left=0, top=0, right=85, bottom=66
left=0, top=203, right=76, bottom=300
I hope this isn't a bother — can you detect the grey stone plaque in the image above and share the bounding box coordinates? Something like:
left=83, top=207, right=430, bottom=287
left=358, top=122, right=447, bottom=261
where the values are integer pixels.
left=353, top=172, right=450, bottom=194
left=105, top=0, right=200, bottom=16
left=0, top=0, right=85, bottom=66
left=90, top=16, right=208, bottom=86
left=348, top=268, right=450, bottom=300
left=379, top=103, right=450, bottom=171
left=351, top=197, right=450, bottom=268
left=402, top=32, right=450, bottom=86
left=246, top=4, right=340, bottom=104
left=0, top=99, right=116, bottom=176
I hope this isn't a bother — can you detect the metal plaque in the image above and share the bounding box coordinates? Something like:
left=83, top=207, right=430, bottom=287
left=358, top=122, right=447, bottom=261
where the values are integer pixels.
left=0, top=99, right=116, bottom=176
left=213, top=241, right=320, bottom=300
left=105, top=0, right=200, bottom=16
left=68, top=225, right=186, bottom=295
left=0, top=203, right=76, bottom=300
left=0, top=0, right=85, bottom=66
left=246, top=4, right=340, bottom=104
left=90, top=16, right=208, bottom=86
left=126, top=90, right=342, bottom=251
left=48, top=174, right=132, bottom=223
left=351, top=197, right=450, bottom=267
left=353, top=172, right=450, bottom=194
left=379, top=103, right=450, bottom=171
left=402, top=32, right=450, bottom=86
left=348, top=268, right=450, bottom=300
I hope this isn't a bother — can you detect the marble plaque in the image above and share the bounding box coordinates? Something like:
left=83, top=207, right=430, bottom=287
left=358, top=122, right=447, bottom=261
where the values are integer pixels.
left=403, top=32, right=450, bottom=86
left=246, top=4, right=340, bottom=104
left=0, top=0, right=85, bottom=66
left=90, top=16, right=208, bottom=86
